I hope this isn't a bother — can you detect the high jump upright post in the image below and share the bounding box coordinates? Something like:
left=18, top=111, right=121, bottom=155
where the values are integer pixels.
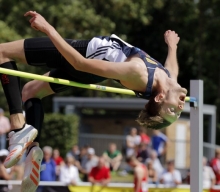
left=190, top=80, right=203, bottom=192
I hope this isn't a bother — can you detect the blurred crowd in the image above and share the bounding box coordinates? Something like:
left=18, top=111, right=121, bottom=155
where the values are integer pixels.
left=0, top=107, right=220, bottom=190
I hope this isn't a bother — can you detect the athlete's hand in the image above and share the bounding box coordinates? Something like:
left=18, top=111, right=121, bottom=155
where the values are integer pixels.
left=164, top=30, right=180, bottom=48
left=24, top=11, right=53, bottom=34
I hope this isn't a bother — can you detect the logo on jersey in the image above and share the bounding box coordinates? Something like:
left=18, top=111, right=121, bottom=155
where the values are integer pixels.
left=146, top=57, right=158, bottom=65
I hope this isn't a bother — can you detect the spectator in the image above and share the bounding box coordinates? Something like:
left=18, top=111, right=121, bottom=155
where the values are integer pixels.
left=103, top=143, right=122, bottom=173
left=13, top=164, right=24, bottom=180
left=53, top=149, right=64, bottom=180
left=182, top=169, right=190, bottom=184
left=184, top=157, right=216, bottom=188
left=78, top=146, right=88, bottom=170
left=126, top=127, right=141, bottom=157
left=146, top=150, right=164, bottom=177
left=211, top=148, right=220, bottom=185
left=137, top=143, right=150, bottom=163
left=0, top=149, right=23, bottom=181
left=40, top=146, right=56, bottom=181
left=126, top=156, right=148, bottom=192
left=67, top=145, right=80, bottom=161
left=160, top=160, right=182, bottom=187
left=139, top=127, right=150, bottom=145
left=0, top=149, right=16, bottom=192
left=147, top=160, right=158, bottom=184
left=88, top=157, right=110, bottom=186
left=151, top=130, right=168, bottom=161
left=37, top=146, right=56, bottom=192
left=53, top=149, right=64, bottom=166
left=59, top=156, right=80, bottom=185
left=203, top=157, right=216, bottom=188
left=0, top=108, right=10, bottom=150
left=0, top=108, right=10, bottom=135
left=81, top=148, right=98, bottom=181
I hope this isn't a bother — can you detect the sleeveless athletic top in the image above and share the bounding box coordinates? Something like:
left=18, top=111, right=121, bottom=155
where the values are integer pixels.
left=87, top=34, right=170, bottom=99
left=134, top=164, right=148, bottom=192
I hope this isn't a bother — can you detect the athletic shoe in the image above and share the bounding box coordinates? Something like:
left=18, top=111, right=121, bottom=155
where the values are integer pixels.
left=21, top=142, right=43, bottom=192
left=4, top=124, right=38, bottom=168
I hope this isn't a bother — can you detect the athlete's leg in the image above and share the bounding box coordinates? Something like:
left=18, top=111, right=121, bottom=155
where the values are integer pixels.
left=20, top=38, right=99, bottom=191
left=21, top=72, right=54, bottom=192
left=22, top=72, right=54, bottom=102
left=21, top=71, right=74, bottom=192
left=1, top=37, right=80, bottom=133
left=23, top=72, right=54, bottom=143
left=112, top=160, right=121, bottom=172
left=21, top=37, right=90, bottom=155
left=0, top=40, right=39, bottom=168
left=0, top=40, right=28, bottom=130
left=0, top=38, right=93, bottom=132
left=0, top=39, right=27, bottom=63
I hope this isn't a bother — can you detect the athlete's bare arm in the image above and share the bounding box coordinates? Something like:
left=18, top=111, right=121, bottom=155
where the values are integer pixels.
left=0, top=164, right=14, bottom=180
left=134, top=166, right=144, bottom=192
left=164, top=30, right=180, bottom=81
left=24, top=11, right=140, bottom=82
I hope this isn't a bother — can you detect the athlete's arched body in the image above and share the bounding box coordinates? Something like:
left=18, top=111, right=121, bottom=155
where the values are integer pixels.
left=0, top=11, right=186, bottom=191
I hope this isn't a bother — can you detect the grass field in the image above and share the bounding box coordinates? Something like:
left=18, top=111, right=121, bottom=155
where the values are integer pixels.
left=110, top=172, right=133, bottom=183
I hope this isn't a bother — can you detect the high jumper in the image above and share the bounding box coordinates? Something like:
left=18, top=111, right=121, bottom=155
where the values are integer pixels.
left=0, top=11, right=187, bottom=191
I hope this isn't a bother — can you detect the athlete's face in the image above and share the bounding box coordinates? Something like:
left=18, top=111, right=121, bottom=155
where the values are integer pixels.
left=128, top=161, right=135, bottom=167
left=159, top=87, right=187, bottom=123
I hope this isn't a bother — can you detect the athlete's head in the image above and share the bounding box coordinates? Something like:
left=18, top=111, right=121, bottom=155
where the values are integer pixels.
left=65, top=155, right=75, bottom=166
left=159, top=86, right=187, bottom=122
left=126, top=156, right=139, bottom=167
left=136, top=86, right=187, bottom=129
left=166, top=159, right=175, bottom=172
left=97, top=157, right=106, bottom=168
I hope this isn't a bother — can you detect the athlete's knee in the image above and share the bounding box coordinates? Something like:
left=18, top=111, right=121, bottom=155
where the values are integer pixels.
left=0, top=40, right=26, bottom=64
left=0, top=43, right=15, bottom=64
left=22, top=80, right=53, bottom=102
left=22, top=82, right=40, bottom=102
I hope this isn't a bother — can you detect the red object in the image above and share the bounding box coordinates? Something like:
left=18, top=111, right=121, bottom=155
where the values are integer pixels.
left=89, top=166, right=110, bottom=181
left=210, top=189, right=220, bottom=192
left=1, top=74, right=9, bottom=84
left=134, top=164, right=148, bottom=192
left=54, top=156, right=63, bottom=166
left=210, top=158, right=220, bottom=184
left=140, top=133, right=150, bottom=144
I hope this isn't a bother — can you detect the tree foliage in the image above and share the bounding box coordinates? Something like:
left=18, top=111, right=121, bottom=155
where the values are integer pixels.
left=40, top=113, right=79, bottom=157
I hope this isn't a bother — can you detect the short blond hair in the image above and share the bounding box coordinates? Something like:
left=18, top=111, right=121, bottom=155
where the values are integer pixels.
left=136, top=98, right=171, bottom=129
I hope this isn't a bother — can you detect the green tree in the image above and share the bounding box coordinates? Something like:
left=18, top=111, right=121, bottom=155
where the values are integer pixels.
left=40, top=113, right=79, bottom=156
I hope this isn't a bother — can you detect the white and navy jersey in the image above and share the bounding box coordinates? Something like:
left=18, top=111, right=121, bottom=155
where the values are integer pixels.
left=86, top=34, right=139, bottom=61
left=86, top=34, right=170, bottom=99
